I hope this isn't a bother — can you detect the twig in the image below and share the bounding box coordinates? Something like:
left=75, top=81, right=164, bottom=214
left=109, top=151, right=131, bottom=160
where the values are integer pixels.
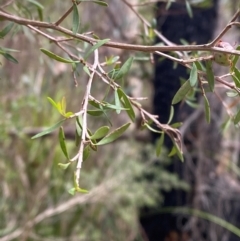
left=75, top=49, right=99, bottom=186
left=54, top=1, right=82, bottom=26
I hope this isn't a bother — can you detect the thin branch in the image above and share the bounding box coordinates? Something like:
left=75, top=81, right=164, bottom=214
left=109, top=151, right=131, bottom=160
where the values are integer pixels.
left=1, top=10, right=240, bottom=56
left=54, top=1, right=82, bottom=26
left=208, top=8, right=240, bottom=46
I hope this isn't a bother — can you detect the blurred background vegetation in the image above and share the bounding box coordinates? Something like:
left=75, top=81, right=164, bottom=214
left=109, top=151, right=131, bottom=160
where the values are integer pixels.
left=0, top=1, right=189, bottom=240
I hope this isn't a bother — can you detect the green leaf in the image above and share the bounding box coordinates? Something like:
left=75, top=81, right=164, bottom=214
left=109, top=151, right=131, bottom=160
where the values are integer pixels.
left=0, top=52, right=18, bottom=64
left=40, top=48, right=80, bottom=63
left=117, top=88, right=135, bottom=121
left=83, top=146, right=91, bottom=161
left=174, top=142, right=184, bottom=161
left=232, top=67, right=240, bottom=88
left=226, top=91, right=238, bottom=97
left=234, top=109, right=240, bottom=125
left=113, top=57, right=134, bottom=80
left=144, top=123, right=162, bottom=133
left=83, top=66, right=91, bottom=76
left=75, top=129, right=81, bottom=147
left=0, top=22, right=14, bottom=38
left=232, top=74, right=240, bottom=88
left=205, top=60, right=215, bottom=92
left=221, top=117, right=231, bottom=133
left=189, top=62, right=198, bottom=87
left=47, top=97, right=60, bottom=111
left=68, top=187, right=76, bottom=195
left=114, top=89, right=121, bottom=114
left=172, top=80, right=191, bottom=104
left=72, top=3, right=80, bottom=34
left=167, top=106, right=174, bottom=124
left=156, top=132, right=164, bottom=157
left=194, top=61, right=203, bottom=71
left=61, top=96, right=66, bottom=115
left=87, top=109, right=104, bottom=116
left=84, top=39, right=110, bottom=60
left=203, top=95, right=211, bottom=123
left=27, top=0, right=44, bottom=9
left=59, top=127, right=69, bottom=159
left=31, top=119, right=65, bottom=139
left=90, top=126, right=110, bottom=140
left=231, top=45, right=240, bottom=68
left=168, top=145, right=177, bottom=157
left=58, top=162, right=71, bottom=170
left=92, top=0, right=108, bottom=6
left=96, top=122, right=131, bottom=145
left=185, top=0, right=193, bottom=18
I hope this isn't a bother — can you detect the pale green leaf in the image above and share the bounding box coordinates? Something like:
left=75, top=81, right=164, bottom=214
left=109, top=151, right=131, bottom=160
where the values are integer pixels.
left=40, top=48, right=80, bottom=63
left=31, top=119, right=65, bottom=139
left=84, top=39, right=110, bottom=60
left=96, top=123, right=130, bottom=145
left=189, top=62, right=198, bottom=87
left=234, top=109, right=240, bottom=125
left=113, top=57, right=134, bottom=80
left=0, top=22, right=14, bottom=38
left=58, top=162, right=71, bottom=170
left=72, top=3, right=80, bottom=34
left=59, top=126, right=69, bottom=159
left=205, top=60, right=215, bottom=92
left=156, top=132, right=164, bottom=157
left=172, top=80, right=191, bottom=104
left=117, top=88, right=135, bottom=121
left=114, top=89, right=121, bottom=114
left=90, top=126, right=110, bottom=140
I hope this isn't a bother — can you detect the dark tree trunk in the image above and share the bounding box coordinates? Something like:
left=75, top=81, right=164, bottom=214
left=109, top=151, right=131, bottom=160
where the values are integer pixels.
left=141, top=2, right=219, bottom=241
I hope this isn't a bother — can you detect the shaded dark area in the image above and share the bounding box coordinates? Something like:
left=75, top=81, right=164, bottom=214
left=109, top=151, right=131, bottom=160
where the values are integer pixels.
left=141, top=2, right=218, bottom=241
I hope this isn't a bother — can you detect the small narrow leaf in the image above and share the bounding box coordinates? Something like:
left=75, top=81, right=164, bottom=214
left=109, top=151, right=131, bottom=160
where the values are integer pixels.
left=167, top=106, right=174, bottom=124
left=83, top=66, right=91, bottom=76
left=61, top=96, right=66, bottom=115
left=203, top=95, right=211, bottom=123
left=96, top=122, right=131, bottom=145
left=27, top=0, right=44, bottom=9
left=117, top=88, right=135, bottom=121
left=113, top=57, right=134, bottom=80
left=172, top=80, right=191, bottom=104
left=72, top=3, right=80, bottom=34
left=59, top=127, right=69, bottom=159
left=231, top=45, right=240, bottom=68
left=40, top=48, right=80, bottom=63
left=92, top=0, right=108, bottom=6
left=31, top=119, right=65, bottom=139
left=0, top=22, right=14, bottom=38
left=84, top=39, right=110, bottom=60
left=232, top=67, right=240, bottom=88
left=58, top=162, right=71, bottom=170
left=114, top=89, right=121, bottom=114
left=205, top=60, right=215, bottom=92
left=156, top=133, right=164, bottom=157
left=232, top=74, right=240, bottom=88
left=189, top=62, right=198, bottom=87
left=90, top=126, right=110, bottom=140
left=83, top=146, right=91, bottom=161
left=144, top=123, right=162, bottom=133
left=234, top=109, right=240, bottom=125
left=47, top=97, right=60, bottom=111
left=0, top=52, right=18, bottom=63
left=185, top=0, right=193, bottom=18
left=68, top=187, right=76, bottom=195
